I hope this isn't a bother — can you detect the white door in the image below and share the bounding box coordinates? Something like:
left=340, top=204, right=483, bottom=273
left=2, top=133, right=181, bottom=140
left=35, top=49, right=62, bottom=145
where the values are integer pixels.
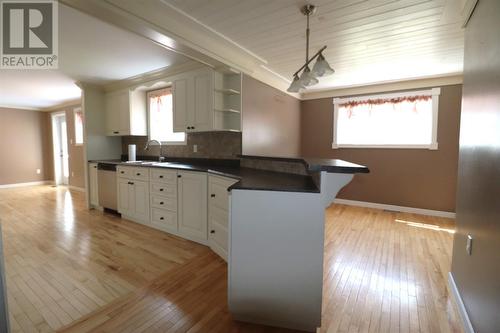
left=52, top=113, right=69, bottom=185
left=178, top=171, right=208, bottom=242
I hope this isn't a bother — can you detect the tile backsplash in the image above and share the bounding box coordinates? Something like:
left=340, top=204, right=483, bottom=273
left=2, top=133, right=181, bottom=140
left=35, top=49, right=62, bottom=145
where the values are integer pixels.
left=122, top=132, right=242, bottom=159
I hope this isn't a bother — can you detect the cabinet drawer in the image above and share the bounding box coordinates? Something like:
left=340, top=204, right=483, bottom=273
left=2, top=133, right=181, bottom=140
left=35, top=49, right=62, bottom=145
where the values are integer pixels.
left=150, top=168, right=177, bottom=184
left=117, top=166, right=149, bottom=181
left=130, top=167, right=149, bottom=181
left=150, top=182, right=177, bottom=197
left=151, top=208, right=177, bottom=230
left=151, top=195, right=177, bottom=211
left=209, top=178, right=233, bottom=211
left=117, top=166, right=133, bottom=179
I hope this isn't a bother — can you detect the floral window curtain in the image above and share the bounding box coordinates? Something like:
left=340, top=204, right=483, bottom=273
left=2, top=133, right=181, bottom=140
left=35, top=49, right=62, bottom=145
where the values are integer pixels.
left=336, top=95, right=433, bottom=146
left=149, top=88, right=185, bottom=143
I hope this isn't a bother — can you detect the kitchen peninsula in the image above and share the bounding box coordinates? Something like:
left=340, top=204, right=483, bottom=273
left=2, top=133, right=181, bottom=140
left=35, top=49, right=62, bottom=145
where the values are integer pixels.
left=91, top=155, right=368, bottom=332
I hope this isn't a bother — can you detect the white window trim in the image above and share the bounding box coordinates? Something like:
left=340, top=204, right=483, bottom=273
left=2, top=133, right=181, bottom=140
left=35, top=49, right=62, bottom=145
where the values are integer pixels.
left=147, top=87, right=187, bottom=146
left=332, top=88, right=440, bottom=150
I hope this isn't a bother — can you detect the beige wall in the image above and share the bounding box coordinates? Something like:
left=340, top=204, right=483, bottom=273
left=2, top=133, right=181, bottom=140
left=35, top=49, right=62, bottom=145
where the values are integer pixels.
left=451, top=0, right=500, bottom=331
left=0, top=107, right=52, bottom=185
left=301, top=84, right=462, bottom=212
left=242, top=75, right=301, bottom=158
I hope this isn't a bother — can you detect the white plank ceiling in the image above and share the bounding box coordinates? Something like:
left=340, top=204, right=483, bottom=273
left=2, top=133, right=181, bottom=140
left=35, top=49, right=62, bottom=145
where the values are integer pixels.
left=163, top=0, right=466, bottom=91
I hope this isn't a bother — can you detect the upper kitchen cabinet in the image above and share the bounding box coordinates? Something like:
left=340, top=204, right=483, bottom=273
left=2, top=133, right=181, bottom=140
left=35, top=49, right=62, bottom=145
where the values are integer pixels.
left=173, top=67, right=242, bottom=133
left=105, top=88, right=147, bottom=136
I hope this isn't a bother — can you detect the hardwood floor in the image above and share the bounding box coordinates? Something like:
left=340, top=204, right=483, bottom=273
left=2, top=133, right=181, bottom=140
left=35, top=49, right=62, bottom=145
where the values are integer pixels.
left=0, top=186, right=462, bottom=332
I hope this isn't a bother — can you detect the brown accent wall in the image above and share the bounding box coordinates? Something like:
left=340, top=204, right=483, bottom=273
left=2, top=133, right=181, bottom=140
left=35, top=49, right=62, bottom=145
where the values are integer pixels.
left=301, top=84, right=462, bottom=212
left=451, top=0, right=500, bottom=331
left=0, top=107, right=53, bottom=185
left=122, top=131, right=241, bottom=159
left=242, top=75, right=301, bottom=158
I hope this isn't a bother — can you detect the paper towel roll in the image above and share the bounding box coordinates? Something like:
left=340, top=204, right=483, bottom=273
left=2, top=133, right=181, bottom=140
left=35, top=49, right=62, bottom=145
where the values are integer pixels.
left=128, top=144, right=136, bottom=162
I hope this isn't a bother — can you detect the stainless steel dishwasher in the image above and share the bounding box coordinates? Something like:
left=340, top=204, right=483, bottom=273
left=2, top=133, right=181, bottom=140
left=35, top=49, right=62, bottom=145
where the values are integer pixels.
left=98, top=163, right=117, bottom=211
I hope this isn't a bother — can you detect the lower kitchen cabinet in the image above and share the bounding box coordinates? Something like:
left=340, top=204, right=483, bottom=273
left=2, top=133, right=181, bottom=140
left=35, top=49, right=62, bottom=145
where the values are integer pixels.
left=117, top=170, right=150, bottom=224
left=88, top=163, right=99, bottom=208
left=178, top=171, right=208, bottom=243
left=208, top=175, right=238, bottom=261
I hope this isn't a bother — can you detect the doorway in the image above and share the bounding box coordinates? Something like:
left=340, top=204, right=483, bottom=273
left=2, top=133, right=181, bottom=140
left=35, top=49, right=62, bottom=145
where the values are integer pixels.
left=51, top=112, right=69, bottom=185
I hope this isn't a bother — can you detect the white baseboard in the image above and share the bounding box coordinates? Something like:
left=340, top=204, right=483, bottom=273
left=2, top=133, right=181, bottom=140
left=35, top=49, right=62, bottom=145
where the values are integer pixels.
left=333, top=198, right=456, bottom=218
left=448, top=272, right=475, bottom=333
left=0, top=180, right=53, bottom=189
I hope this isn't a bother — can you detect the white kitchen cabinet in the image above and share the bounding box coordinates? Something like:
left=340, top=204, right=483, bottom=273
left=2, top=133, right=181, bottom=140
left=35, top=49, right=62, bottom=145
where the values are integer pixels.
left=88, top=163, right=99, bottom=208
left=117, top=166, right=150, bottom=224
left=105, top=89, right=147, bottom=136
left=178, top=171, right=208, bottom=243
left=172, top=68, right=213, bottom=133
left=208, top=175, right=238, bottom=261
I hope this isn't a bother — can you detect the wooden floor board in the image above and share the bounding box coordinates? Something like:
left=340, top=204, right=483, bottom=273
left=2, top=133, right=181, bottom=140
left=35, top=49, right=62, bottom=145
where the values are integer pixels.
left=0, top=186, right=462, bottom=332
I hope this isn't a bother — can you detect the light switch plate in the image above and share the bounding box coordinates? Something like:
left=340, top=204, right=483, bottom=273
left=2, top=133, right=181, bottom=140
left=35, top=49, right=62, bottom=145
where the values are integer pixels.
left=193, top=145, right=198, bottom=153
left=466, top=234, right=473, bottom=255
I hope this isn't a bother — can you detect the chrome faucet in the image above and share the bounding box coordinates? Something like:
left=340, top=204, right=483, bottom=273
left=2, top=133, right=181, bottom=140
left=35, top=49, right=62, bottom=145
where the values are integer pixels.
left=144, top=140, right=165, bottom=162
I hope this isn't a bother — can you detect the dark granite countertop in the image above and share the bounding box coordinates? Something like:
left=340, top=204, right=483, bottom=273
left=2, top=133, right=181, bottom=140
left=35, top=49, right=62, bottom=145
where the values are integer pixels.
left=91, top=159, right=319, bottom=193
left=239, top=155, right=369, bottom=174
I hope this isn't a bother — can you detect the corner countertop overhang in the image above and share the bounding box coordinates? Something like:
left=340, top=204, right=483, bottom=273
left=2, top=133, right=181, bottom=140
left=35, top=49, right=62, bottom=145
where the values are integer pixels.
left=91, top=156, right=368, bottom=193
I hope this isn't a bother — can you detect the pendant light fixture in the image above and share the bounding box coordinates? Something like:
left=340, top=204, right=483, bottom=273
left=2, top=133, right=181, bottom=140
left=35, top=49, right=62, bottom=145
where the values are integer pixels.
left=287, top=4, right=335, bottom=93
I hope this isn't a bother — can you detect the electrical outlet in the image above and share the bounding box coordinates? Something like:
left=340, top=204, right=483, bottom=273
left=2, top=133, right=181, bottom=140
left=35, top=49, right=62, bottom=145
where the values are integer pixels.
left=466, top=234, right=473, bottom=255
left=193, top=145, right=198, bottom=153
left=71, top=171, right=74, bottom=177
left=36, top=169, right=41, bottom=174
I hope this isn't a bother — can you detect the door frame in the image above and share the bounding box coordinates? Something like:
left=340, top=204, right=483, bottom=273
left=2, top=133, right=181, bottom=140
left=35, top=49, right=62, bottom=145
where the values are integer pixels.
left=51, top=112, right=69, bottom=186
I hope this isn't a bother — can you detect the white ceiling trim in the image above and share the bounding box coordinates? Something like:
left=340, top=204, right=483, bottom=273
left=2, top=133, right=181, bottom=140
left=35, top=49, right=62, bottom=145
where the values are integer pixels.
left=301, top=74, right=463, bottom=100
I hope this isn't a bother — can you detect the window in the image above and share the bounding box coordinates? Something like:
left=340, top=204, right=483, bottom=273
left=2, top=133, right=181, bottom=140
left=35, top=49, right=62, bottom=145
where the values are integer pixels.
left=147, top=87, right=185, bottom=144
left=332, top=88, right=440, bottom=149
left=74, top=108, right=84, bottom=145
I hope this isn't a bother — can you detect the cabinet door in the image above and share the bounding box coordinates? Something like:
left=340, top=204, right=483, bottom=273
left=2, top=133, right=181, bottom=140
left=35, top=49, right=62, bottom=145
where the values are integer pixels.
left=172, top=77, right=189, bottom=133
left=118, top=178, right=133, bottom=216
left=117, top=91, right=131, bottom=134
left=208, top=175, right=238, bottom=261
left=133, top=180, right=150, bottom=223
left=192, top=69, right=213, bottom=132
left=89, top=163, right=99, bottom=207
left=105, top=90, right=130, bottom=136
left=178, top=171, right=208, bottom=242
left=105, top=93, right=121, bottom=135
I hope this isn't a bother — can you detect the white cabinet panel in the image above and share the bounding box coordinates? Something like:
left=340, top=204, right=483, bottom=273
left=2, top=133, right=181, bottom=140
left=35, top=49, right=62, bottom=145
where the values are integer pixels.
left=173, top=77, right=189, bottom=133
left=208, top=175, right=238, bottom=261
left=89, top=163, right=99, bottom=208
left=117, top=178, right=133, bottom=216
left=133, top=180, right=150, bottom=223
left=192, top=69, right=213, bottom=132
left=172, top=68, right=213, bottom=133
left=178, top=171, right=208, bottom=242
left=105, top=89, right=146, bottom=136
